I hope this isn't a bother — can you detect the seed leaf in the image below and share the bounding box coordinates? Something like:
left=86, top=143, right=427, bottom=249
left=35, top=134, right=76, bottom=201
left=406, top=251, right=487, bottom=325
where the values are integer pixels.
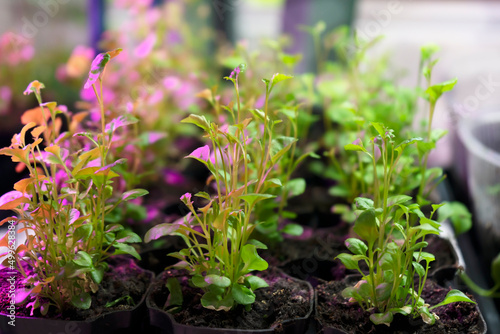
left=245, top=275, right=269, bottom=291
left=232, top=283, right=255, bottom=305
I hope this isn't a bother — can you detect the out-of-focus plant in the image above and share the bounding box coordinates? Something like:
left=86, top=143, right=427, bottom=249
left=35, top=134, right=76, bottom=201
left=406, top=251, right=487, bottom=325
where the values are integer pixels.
left=0, top=32, right=35, bottom=116
left=0, top=50, right=146, bottom=315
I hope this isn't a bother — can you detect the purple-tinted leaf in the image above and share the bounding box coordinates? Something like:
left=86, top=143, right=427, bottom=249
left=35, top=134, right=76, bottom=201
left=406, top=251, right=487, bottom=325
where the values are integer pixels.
left=187, top=145, right=210, bottom=163
left=84, top=53, right=110, bottom=89
left=95, top=158, right=127, bottom=174
left=23, top=80, right=45, bottom=96
left=144, top=223, right=180, bottom=243
left=69, top=208, right=80, bottom=225
left=105, top=115, right=139, bottom=133
left=180, top=193, right=193, bottom=207
left=122, top=189, right=149, bottom=201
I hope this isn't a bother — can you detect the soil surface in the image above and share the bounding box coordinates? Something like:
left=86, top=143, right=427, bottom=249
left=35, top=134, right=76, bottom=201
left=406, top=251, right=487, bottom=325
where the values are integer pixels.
left=316, top=277, right=483, bottom=334
left=0, top=256, right=152, bottom=320
left=148, top=267, right=313, bottom=330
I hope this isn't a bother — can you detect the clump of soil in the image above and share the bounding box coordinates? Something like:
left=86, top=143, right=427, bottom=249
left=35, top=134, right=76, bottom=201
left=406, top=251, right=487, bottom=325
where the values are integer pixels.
left=0, top=256, right=152, bottom=320
left=316, top=278, right=484, bottom=334
left=148, top=267, right=313, bottom=330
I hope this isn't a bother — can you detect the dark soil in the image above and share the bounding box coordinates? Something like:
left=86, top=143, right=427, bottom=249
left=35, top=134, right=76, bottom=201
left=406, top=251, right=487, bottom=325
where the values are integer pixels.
left=0, top=256, right=152, bottom=321
left=148, top=267, right=313, bottom=330
left=316, top=277, right=483, bottom=334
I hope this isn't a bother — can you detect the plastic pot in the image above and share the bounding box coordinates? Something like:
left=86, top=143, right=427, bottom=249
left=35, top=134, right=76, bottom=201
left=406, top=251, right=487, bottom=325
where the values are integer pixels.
left=315, top=275, right=487, bottom=334
left=146, top=268, right=314, bottom=334
left=0, top=260, right=154, bottom=334
left=458, top=112, right=500, bottom=261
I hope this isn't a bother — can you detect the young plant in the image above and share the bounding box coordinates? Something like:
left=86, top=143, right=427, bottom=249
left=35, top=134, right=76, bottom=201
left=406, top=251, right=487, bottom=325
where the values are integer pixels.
left=416, top=45, right=457, bottom=204
left=145, top=66, right=297, bottom=311
left=336, top=123, right=475, bottom=326
left=0, top=50, right=146, bottom=315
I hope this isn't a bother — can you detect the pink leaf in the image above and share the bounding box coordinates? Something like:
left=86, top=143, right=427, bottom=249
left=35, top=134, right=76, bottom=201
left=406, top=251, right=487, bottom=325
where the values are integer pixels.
left=188, top=145, right=210, bottom=162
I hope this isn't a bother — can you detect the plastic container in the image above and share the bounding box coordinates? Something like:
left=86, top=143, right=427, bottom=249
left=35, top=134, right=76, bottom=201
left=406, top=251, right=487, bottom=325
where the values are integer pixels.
left=458, top=112, right=500, bottom=258
left=147, top=268, right=314, bottom=334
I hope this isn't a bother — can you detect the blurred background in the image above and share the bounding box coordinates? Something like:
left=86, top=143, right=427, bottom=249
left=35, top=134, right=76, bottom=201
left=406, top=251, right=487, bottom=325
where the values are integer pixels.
left=1, top=0, right=500, bottom=328
left=1, top=0, right=499, bottom=170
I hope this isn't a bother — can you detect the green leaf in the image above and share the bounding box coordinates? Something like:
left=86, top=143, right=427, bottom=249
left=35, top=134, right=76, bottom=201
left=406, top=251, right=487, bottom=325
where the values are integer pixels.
left=387, top=195, right=412, bottom=207
left=241, top=244, right=268, bottom=273
left=194, top=191, right=211, bottom=200
left=408, top=241, right=428, bottom=252
left=429, top=290, right=476, bottom=310
left=90, top=264, right=105, bottom=284
left=105, top=224, right=124, bottom=233
left=355, top=197, right=374, bottom=210
left=145, top=223, right=179, bottom=242
left=232, top=283, right=256, bottom=305
left=205, top=275, right=231, bottom=288
left=166, top=278, right=183, bottom=306
left=116, top=230, right=141, bottom=243
left=271, top=136, right=297, bottom=164
left=414, top=251, right=435, bottom=263
left=395, top=137, right=423, bottom=152
left=105, top=295, right=134, bottom=308
left=412, top=261, right=425, bottom=277
left=239, top=193, right=275, bottom=207
left=375, top=283, right=392, bottom=302
left=247, top=239, right=268, bottom=250
left=417, top=141, right=435, bottom=156
left=74, top=225, right=92, bottom=242
left=71, top=292, right=91, bottom=310
left=431, top=128, right=448, bottom=142
left=419, top=306, right=436, bottom=325
left=345, top=238, right=368, bottom=256
left=244, top=275, right=269, bottom=291
left=181, top=114, right=210, bottom=131
left=280, top=223, right=303, bottom=236
left=201, top=291, right=234, bottom=311
left=371, top=122, right=386, bottom=137
left=344, top=143, right=366, bottom=153
left=122, top=189, right=149, bottom=201
left=421, top=44, right=439, bottom=62
left=353, top=208, right=378, bottom=246
left=113, top=243, right=141, bottom=260
left=286, top=178, right=306, bottom=197
left=336, top=253, right=359, bottom=270
left=192, top=274, right=209, bottom=288
left=271, top=73, right=293, bottom=86
left=264, top=178, right=282, bottom=188
left=438, top=201, right=472, bottom=235
left=249, top=109, right=268, bottom=122
left=425, top=78, right=457, bottom=104
left=73, top=251, right=93, bottom=267
left=370, top=311, right=393, bottom=326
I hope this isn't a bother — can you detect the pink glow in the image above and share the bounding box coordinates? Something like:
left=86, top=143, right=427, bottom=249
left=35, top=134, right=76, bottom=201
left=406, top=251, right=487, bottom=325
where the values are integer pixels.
left=135, top=34, right=156, bottom=59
